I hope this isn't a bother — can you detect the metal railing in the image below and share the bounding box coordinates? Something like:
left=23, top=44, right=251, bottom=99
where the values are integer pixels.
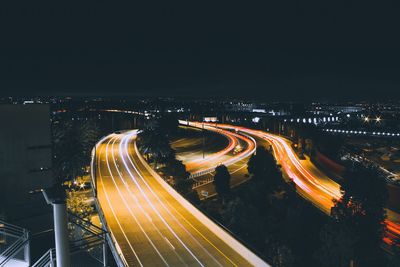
left=0, top=220, right=30, bottom=266
left=192, top=175, right=215, bottom=188
left=31, top=212, right=108, bottom=267
left=31, top=248, right=56, bottom=267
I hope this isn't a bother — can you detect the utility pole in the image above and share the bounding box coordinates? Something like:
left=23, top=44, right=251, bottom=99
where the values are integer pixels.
left=202, top=122, right=205, bottom=159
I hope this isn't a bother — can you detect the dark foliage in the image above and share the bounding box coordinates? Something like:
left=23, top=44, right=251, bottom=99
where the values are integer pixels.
left=330, top=167, right=388, bottom=266
left=296, top=124, right=344, bottom=160
left=314, top=220, right=356, bottom=267
left=53, top=119, right=99, bottom=183
left=200, top=145, right=327, bottom=266
left=138, top=115, right=198, bottom=199
left=247, top=146, right=284, bottom=192
left=213, top=164, right=231, bottom=200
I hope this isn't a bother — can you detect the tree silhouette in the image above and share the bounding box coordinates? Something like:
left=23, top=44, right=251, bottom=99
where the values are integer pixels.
left=315, top=221, right=356, bottom=267
left=53, top=119, right=99, bottom=184
left=247, top=146, right=283, bottom=192
left=270, top=241, right=295, bottom=267
left=139, top=115, right=199, bottom=201
left=158, top=113, right=179, bottom=136
left=213, top=164, right=231, bottom=201
left=331, top=167, right=388, bottom=266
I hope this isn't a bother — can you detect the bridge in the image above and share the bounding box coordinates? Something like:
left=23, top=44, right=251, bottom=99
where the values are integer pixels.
left=92, top=130, right=269, bottom=266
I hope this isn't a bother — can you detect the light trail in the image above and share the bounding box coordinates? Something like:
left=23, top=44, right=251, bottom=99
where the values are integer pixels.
left=97, top=137, right=143, bottom=266
left=94, top=131, right=269, bottom=266
left=198, top=122, right=400, bottom=244
left=121, top=132, right=226, bottom=267
left=108, top=136, right=178, bottom=266
left=181, top=121, right=256, bottom=178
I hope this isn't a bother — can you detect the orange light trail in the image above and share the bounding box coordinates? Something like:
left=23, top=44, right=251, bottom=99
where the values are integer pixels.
left=198, top=122, right=400, bottom=245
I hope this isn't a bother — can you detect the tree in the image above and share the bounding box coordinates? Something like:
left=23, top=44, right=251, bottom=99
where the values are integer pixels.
left=387, top=243, right=400, bottom=267
left=247, top=146, right=283, bottom=192
left=139, top=115, right=200, bottom=202
left=53, top=118, right=99, bottom=184
left=213, top=164, right=231, bottom=201
left=139, top=128, right=175, bottom=166
left=331, top=167, right=388, bottom=266
left=270, top=241, right=295, bottom=267
left=158, top=113, right=179, bottom=136
left=315, top=221, right=356, bottom=267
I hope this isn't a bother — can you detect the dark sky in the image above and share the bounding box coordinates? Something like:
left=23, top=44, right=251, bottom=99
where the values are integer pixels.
left=1, top=1, right=399, bottom=100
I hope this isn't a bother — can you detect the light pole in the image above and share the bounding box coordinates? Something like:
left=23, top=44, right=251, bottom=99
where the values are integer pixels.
left=202, top=122, right=205, bottom=159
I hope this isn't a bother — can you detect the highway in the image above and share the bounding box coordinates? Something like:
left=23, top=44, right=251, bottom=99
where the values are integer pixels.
left=180, top=122, right=255, bottom=176
left=94, top=131, right=269, bottom=266
left=175, top=122, right=256, bottom=198
left=197, top=122, right=400, bottom=245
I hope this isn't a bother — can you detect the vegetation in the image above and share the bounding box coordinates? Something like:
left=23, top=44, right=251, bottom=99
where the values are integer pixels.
left=201, top=145, right=326, bottom=266
left=53, top=118, right=100, bottom=184
left=247, top=146, right=285, bottom=192
left=295, top=124, right=344, bottom=160
left=138, top=113, right=199, bottom=202
left=327, top=166, right=388, bottom=267
left=138, top=119, right=394, bottom=266
left=314, top=220, right=356, bottom=267
left=213, top=164, right=231, bottom=202
left=66, top=190, right=94, bottom=220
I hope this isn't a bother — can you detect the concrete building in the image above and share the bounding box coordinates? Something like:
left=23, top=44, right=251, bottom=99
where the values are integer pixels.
left=0, top=104, right=53, bottom=221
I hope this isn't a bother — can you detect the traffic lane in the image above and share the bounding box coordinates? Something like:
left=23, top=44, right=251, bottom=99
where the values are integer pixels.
left=173, top=126, right=235, bottom=170
left=187, top=130, right=255, bottom=176
left=218, top=125, right=400, bottom=239
left=172, top=128, right=228, bottom=156
left=128, top=138, right=251, bottom=266
left=127, top=137, right=253, bottom=266
left=195, top=155, right=252, bottom=200
left=97, top=137, right=146, bottom=266
left=252, top=133, right=337, bottom=214
left=108, top=136, right=188, bottom=266
left=119, top=135, right=224, bottom=267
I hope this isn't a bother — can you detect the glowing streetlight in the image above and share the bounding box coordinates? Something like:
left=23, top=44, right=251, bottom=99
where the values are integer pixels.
left=376, top=116, right=381, bottom=123
left=364, top=117, right=369, bottom=122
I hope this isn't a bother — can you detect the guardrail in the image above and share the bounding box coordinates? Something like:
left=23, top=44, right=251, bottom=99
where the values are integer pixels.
left=192, top=175, right=215, bottom=188
left=0, top=220, right=30, bottom=267
left=31, top=212, right=109, bottom=267
left=31, top=248, right=56, bottom=267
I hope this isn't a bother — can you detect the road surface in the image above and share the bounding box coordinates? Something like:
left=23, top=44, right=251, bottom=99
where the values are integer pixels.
left=176, top=122, right=256, bottom=198
left=94, top=131, right=268, bottom=267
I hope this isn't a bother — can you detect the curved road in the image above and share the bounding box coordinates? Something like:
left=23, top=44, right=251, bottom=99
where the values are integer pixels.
left=198, top=122, right=400, bottom=245
left=94, top=131, right=269, bottom=266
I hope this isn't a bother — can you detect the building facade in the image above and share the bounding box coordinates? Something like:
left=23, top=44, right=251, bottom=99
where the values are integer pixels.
left=0, top=104, right=53, bottom=221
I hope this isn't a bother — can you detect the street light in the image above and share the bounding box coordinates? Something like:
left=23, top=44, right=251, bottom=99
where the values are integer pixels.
left=364, top=117, right=369, bottom=122
left=376, top=116, right=381, bottom=123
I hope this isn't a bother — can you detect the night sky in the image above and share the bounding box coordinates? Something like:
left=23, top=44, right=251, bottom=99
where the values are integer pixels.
left=1, top=2, right=399, bottom=100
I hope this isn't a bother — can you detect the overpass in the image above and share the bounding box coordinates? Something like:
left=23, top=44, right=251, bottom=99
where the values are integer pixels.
left=92, top=130, right=269, bottom=266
